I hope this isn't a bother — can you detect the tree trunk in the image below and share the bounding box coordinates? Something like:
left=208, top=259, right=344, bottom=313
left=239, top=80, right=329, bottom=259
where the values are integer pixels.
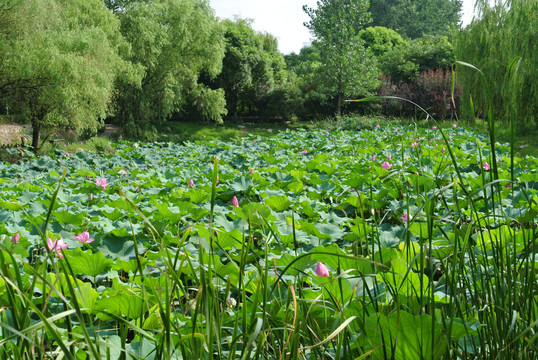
left=31, top=118, right=41, bottom=154
left=336, top=94, right=342, bottom=117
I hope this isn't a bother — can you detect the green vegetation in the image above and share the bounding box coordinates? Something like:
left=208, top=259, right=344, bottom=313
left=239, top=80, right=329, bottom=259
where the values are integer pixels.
left=455, top=0, right=537, bottom=133
left=303, top=0, right=380, bottom=115
left=110, top=0, right=226, bottom=136
left=0, top=0, right=138, bottom=152
left=369, top=0, right=463, bottom=38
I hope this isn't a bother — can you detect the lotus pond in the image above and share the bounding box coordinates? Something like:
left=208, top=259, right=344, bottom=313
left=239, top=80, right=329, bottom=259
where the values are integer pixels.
left=0, top=124, right=536, bottom=359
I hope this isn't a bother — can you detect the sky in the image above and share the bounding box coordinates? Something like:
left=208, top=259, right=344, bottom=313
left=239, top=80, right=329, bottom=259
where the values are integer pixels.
left=209, top=0, right=477, bottom=55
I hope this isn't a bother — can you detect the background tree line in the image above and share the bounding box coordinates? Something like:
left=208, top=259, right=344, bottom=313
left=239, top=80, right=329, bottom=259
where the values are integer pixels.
left=0, top=0, right=535, bottom=152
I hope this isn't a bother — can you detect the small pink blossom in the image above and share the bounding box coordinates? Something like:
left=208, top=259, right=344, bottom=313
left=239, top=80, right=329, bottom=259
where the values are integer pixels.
left=95, top=178, right=108, bottom=191
left=453, top=123, right=457, bottom=128
left=435, top=144, right=439, bottom=147
left=452, top=132, right=456, bottom=136
left=324, top=131, right=329, bottom=134
left=372, top=155, right=376, bottom=161
left=432, top=126, right=437, bottom=130
left=381, top=161, right=393, bottom=170
left=405, top=157, right=409, bottom=162
left=368, top=166, right=371, bottom=169
left=11, top=233, right=19, bottom=245
left=505, top=184, right=512, bottom=189
left=47, top=238, right=68, bottom=259
left=411, top=142, right=418, bottom=148
left=216, top=175, right=220, bottom=184
left=302, top=150, right=308, bottom=154
left=315, top=262, right=329, bottom=277
left=400, top=212, right=412, bottom=223
left=188, top=178, right=194, bottom=187
left=249, top=169, right=254, bottom=175
left=393, top=129, right=398, bottom=133
left=483, top=161, right=490, bottom=171
left=387, top=156, right=392, bottom=161
left=376, top=124, right=380, bottom=129
left=89, top=193, right=93, bottom=201
left=231, top=196, right=239, bottom=207
left=74, top=231, right=94, bottom=245
left=441, top=147, right=446, bottom=153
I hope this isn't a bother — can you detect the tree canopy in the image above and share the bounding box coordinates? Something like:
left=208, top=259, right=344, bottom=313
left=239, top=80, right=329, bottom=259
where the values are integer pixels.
left=111, top=0, right=226, bottom=137
left=0, top=0, right=138, bottom=151
left=455, top=0, right=537, bottom=132
left=303, top=0, right=380, bottom=115
left=369, top=0, right=463, bottom=39
left=213, top=19, right=286, bottom=118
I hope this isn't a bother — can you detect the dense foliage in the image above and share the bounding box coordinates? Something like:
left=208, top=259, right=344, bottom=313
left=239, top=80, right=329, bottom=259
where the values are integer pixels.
left=0, top=125, right=536, bottom=358
left=455, top=0, right=538, bottom=133
left=379, top=35, right=455, bottom=84
left=111, top=0, right=226, bottom=138
left=358, top=26, right=408, bottom=57
left=303, top=0, right=380, bottom=115
left=0, top=0, right=138, bottom=151
left=379, top=68, right=461, bottom=118
left=369, top=0, right=463, bottom=38
left=212, top=19, right=287, bottom=119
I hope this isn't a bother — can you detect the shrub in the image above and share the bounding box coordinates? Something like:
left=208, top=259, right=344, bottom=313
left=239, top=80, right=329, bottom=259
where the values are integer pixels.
left=379, top=68, right=461, bottom=118
left=359, top=26, right=407, bottom=57
left=380, top=35, right=455, bottom=83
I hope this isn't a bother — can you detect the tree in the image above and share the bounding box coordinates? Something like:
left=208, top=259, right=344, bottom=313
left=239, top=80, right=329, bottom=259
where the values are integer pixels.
left=112, top=0, right=226, bottom=137
left=379, top=35, right=455, bottom=83
left=369, top=0, right=463, bottom=39
left=303, top=0, right=380, bottom=116
left=455, top=0, right=537, bottom=132
left=358, top=26, right=407, bottom=57
left=214, top=19, right=286, bottom=118
left=0, top=0, right=137, bottom=152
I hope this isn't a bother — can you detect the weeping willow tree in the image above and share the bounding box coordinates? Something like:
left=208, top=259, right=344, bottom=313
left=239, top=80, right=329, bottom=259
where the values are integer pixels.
left=455, top=0, right=537, bottom=133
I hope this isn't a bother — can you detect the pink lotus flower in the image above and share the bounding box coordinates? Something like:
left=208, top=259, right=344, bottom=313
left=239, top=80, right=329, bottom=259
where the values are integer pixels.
left=11, top=233, right=19, bottom=245
left=315, top=262, right=329, bottom=277
left=231, top=196, right=239, bottom=207
left=411, top=142, right=418, bottom=148
left=381, top=161, right=393, bottom=170
left=483, top=161, right=490, bottom=171
left=400, top=212, right=412, bottom=223
left=453, top=123, right=457, bottom=128
left=89, top=193, right=93, bottom=201
left=95, top=178, right=108, bottom=191
left=432, top=126, right=437, bottom=130
left=376, top=124, right=380, bottom=129
left=188, top=178, right=194, bottom=187
left=47, top=238, right=68, bottom=259
left=74, top=231, right=94, bottom=245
